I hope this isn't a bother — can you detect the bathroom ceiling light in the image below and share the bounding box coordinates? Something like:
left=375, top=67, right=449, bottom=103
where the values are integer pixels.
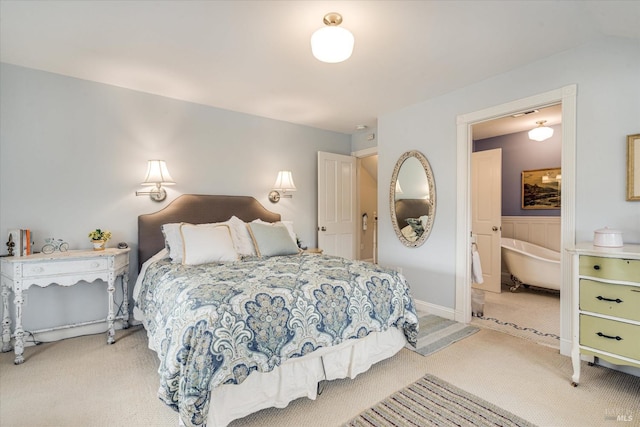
left=528, top=120, right=554, bottom=142
left=311, top=13, right=354, bottom=63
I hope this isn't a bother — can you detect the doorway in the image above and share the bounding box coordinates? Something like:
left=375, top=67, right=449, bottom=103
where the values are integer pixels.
left=455, top=85, right=577, bottom=357
left=469, top=105, right=562, bottom=347
left=357, top=154, right=378, bottom=262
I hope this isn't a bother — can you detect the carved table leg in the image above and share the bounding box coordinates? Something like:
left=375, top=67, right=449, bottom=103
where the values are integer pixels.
left=13, top=284, right=25, bottom=364
left=121, top=271, right=129, bottom=329
left=107, top=271, right=115, bottom=344
left=1, top=280, right=12, bottom=353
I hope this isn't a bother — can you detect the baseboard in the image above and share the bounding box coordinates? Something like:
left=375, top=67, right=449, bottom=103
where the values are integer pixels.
left=414, top=299, right=455, bottom=320
left=560, top=338, right=572, bottom=357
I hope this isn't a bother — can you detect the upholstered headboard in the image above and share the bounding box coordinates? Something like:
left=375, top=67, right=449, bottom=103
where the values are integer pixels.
left=137, top=194, right=281, bottom=269
left=394, top=199, right=431, bottom=229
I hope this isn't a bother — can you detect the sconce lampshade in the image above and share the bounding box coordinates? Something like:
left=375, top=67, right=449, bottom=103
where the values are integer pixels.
left=136, top=160, right=175, bottom=202
left=273, top=170, right=297, bottom=192
left=141, top=160, right=175, bottom=185
left=268, top=171, right=296, bottom=203
left=311, top=13, right=354, bottom=63
left=528, top=120, right=554, bottom=142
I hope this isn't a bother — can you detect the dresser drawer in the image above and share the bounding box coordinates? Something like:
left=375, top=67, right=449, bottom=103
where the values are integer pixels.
left=580, top=279, right=640, bottom=322
left=22, top=258, right=109, bottom=277
left=580, top=315, right=640, bottom=360
left=579, top=256, right=640, bottom=282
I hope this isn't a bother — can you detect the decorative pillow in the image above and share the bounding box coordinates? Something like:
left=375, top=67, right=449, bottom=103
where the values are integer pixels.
left=162, top=222, right=186, bottom=263
left=251, top=219, right=296, bottom=242
left=164, top=218, right=258, bottom=262
left=401, top=224, right=417, bottom=241
left=247, top=222, right=300, bottom=257
left=179, top=223, right=238, bottom=265
left=226, top=216, right=256, bottom=256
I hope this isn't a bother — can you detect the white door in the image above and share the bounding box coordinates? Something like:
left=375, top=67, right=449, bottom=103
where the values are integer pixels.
left=318, top=151, right=357, bottom=259
left=471, top=148, right=502, bottom=293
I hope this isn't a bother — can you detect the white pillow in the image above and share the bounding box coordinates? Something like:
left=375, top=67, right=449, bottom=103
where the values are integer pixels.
left=401, top=224, right=417, bottom=240
left=162, top=222, right=186, bottom=263
left=163, top=218, right=255, bottom=261
left=180, top=224, right=238, bottom=265
left=226, top=216, right=256, bottom=256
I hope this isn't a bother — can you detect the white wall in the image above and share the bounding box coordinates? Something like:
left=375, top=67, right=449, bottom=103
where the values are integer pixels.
left=378, top=36, right=640, bottom=307
left=0, top=63, right=351, bottom=333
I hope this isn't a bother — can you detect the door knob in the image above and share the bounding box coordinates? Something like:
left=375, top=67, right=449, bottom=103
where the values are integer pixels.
left=492, top=226, right=499, bottom=231
left=320, top=226, right=327, bottom=232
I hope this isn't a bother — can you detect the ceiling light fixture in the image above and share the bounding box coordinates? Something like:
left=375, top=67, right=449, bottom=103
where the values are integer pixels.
left=311, top=13, right=354, bottom=63
left=528, top=120, right=554, bottom=142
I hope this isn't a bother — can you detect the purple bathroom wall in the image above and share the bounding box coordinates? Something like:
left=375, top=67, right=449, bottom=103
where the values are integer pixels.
left=473, top=124, right=562, bottom=216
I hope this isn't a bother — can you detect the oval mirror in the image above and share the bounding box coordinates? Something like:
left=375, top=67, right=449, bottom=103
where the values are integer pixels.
left=390, top=150, right=436, bottom=247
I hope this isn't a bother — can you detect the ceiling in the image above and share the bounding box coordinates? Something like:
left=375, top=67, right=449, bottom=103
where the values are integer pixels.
left=1, top=1, right=639, bottom=136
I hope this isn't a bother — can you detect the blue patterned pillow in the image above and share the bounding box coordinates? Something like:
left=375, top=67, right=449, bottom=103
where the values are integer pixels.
left=247, top=222, right=300, bottom=257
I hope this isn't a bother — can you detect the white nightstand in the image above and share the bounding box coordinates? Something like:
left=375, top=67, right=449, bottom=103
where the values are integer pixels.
left=1, top=248, right=130, bottom=364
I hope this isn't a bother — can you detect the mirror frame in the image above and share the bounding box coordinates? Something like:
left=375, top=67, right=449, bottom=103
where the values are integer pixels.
left=627, top=133, right=640, bottom=201
left=389, top=150, right=436, bottom=247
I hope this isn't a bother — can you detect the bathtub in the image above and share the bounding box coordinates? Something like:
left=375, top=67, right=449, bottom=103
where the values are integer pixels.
left=501, top=238, right=561, bottom=292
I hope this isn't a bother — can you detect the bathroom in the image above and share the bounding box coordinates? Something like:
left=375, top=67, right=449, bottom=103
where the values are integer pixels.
left=470, top=104, right=562, bottom=347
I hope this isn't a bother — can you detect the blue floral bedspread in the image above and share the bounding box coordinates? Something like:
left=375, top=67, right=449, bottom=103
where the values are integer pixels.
left=136, top=253, right=418, bottom=427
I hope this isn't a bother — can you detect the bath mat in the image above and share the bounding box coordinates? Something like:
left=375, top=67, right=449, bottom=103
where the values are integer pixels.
left=344, top=373, right=536, bottom=427
left=407, top=314, right=479, bottom=357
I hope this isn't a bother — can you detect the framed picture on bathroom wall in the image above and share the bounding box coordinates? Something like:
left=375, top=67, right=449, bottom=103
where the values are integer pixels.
left=521, top=167, right=561, bottom=209
left=627, top=133, right=640, bottom=201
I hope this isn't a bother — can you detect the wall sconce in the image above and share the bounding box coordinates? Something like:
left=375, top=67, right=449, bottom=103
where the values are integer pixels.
left=528, top=120, right=554, bottom=142
left=268, top=171, right=296, bottom=203
left=135, top=160, right=175, bottom=202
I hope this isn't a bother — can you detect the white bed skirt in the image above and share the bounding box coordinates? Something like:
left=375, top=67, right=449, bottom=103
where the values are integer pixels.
left=197, top=327, right=407, bottom=427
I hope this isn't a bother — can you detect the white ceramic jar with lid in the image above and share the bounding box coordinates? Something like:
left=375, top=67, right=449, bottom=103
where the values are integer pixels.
left=593, top=227, right=624, bottom=247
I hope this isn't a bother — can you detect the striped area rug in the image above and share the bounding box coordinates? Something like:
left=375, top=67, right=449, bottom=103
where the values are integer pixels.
left=408, top=314, right=479, bottom=356
left=344, top=374, right=536, bottom=427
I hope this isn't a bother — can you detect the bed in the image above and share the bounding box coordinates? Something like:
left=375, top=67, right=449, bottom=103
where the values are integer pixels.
left=394, top=199, right=431, bottom=242
left=133, top=195, right=419, bottom=427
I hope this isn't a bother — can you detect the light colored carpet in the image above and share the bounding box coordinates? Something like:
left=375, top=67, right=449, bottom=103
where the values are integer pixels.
left=1, top=324, right=639, bottom=427
left=471, top=282, right=560, bottom=348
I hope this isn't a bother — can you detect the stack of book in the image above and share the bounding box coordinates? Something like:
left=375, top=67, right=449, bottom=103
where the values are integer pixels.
left=7, top=229, right=33, bottom=256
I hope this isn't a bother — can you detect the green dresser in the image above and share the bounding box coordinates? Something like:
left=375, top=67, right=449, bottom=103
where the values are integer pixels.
left=570, top=243, right=640, bottom=387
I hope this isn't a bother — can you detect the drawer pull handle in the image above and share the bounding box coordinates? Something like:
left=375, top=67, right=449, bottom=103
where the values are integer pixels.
left=593, top=265, right=600, bottom=270
left=596, top=332, right=622, bottom=341
left=596, top=296, right=623, bottom=303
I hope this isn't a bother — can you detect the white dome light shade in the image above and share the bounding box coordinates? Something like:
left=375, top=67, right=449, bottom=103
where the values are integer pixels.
left=311, top=13, right=354, bottom=63
left=528, top=120, right=554, bottom=142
